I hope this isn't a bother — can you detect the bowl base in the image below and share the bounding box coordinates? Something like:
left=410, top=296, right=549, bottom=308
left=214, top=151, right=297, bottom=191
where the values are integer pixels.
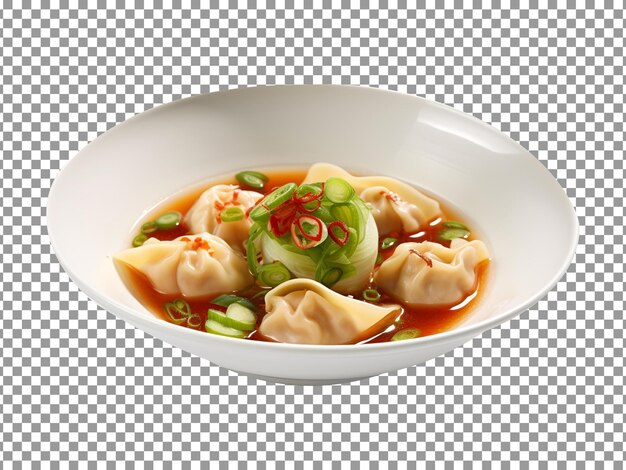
left=232, top=370, right=372, bottom=386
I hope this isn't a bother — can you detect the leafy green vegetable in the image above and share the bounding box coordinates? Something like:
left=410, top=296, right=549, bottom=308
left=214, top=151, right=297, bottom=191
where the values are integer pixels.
left=248, top=177, right=377, bottom=290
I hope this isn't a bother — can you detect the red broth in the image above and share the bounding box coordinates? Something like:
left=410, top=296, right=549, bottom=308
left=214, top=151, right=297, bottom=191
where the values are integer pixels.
left=119, top=169, right=489, bottom=344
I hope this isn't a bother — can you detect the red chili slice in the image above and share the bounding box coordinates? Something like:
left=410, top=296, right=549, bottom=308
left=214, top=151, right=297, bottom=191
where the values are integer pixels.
left=292, top=183, right=324, bottom=212
left=273, top=200, right=297, bottom=219
left=295, top=198, right=322, bottom=213
left=293, top=183, right=324, bottom=204
left=269, top=200, right=298, bottom=237
left=328, top=220, right=349, bottom=246
left=409, top=249, right=433, bottom=268
left=269, top=213, right=293, bottom=237
left=295, top=191, right=322, bottom=204
left=290, top=222, right=319, bottom=249
left=295, top=215, right=323, bottom=242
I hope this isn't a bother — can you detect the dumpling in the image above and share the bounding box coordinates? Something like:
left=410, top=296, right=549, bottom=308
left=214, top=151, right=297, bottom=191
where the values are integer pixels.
left=184, top=185, right=263, bottom=251
left=360, top=186, right=426, bottom=234
left=374, top=239, right=490, bottom=306
left=114, top=232, right=254, bottom=297
left=303, top=163, right=442, bottom=235
left=259, top=279, right=401, bottom=345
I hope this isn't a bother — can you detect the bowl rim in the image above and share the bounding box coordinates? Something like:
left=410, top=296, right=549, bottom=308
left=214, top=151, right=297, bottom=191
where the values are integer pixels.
left=48, top=84, right=579, bottom=352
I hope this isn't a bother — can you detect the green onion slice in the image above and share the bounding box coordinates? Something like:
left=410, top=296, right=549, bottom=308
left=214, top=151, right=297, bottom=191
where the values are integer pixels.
left=248, top=203, right=270, bottom=223
left=208, top=305, right=256, bottom=331
left=155, top=211, right=181, bottom=230
left=375, top=253, right=384, bottom=265
left=257, top=262, right=292, bottom=287
left=208, top=308, right=228, bottom=323
left=391, top=328, right=421, bottom=341
left=250, top=289, right=271, bottom=301
left=260, top=183, right=297, bottom=210
left=211, top=294, right=258, bottom=312
left=163, top=299, right=192, bottom=324
left=235, top=170, right=269, bottom=189
left=248, top=183, right=297, bottom=225
left=363, top=288, right=381, bottom=302
left=187, top=314, right=202, bottom=328
left=221, top=206, right=244, bottom=222
left=141, top=221, right=157, bottom=234
left=205, top=319, right=247, bottom=338
left=381, top=237, right=398, bottom=250
left=320, top=267, right=343, bottom=287
left=443, top=220, right=469, bottom=230
left=438, top=228, right=470, bottom=241
left=325, top=177, right=356, bottom=203
left=173, top=299, right=191, bottom=314
left=295, top=183, right=323, bottom=199
left=133, top=233, right=148, bottom=247
left=225, top=303, right=257, bottom=331
left=246, top=224, right=263, bottom=276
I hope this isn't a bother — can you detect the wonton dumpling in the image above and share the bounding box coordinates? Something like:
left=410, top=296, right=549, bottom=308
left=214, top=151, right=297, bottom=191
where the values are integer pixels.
left=303, top=163, right=442, bottom=235
left=114, top=232, right=253, bottom=297
left=374, top=239, right=490, bottom=306
left=185, top=185, right=263, bottom=251
left=259, top=279, right=401, bottom=345
left=360, top=186, right=426, bottom=234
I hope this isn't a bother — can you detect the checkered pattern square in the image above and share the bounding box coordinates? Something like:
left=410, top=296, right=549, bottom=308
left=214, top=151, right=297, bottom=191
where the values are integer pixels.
left=1, top=2, right=624, bottom=466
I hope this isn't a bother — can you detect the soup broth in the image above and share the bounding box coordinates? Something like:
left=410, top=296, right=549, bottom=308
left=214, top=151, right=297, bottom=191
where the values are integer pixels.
left=117, top=169, right=489, bottom=344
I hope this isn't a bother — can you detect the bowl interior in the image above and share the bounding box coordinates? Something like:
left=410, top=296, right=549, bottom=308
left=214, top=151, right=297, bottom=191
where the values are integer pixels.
left=48, top=86, right=577, bottom=340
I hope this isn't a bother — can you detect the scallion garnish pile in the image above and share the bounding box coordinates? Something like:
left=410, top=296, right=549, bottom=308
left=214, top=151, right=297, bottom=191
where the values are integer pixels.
left=246, top=177, right=375, bottom=288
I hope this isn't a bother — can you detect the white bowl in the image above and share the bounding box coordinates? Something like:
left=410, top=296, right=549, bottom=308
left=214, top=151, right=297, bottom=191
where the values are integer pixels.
left=48, top=86, right=577, bottom=385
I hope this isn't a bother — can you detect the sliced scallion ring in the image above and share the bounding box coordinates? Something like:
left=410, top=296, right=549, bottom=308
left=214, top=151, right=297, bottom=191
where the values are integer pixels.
left=257, top=262, right=292, bottom=287
left=173, top=299, right=191, bottom=316
left=133, top=233, right=148, bottom=247
left=325, top=177, right=355, bottom=203
left=294, top=183, right=323, bottom=200
left=208, top=308, right=228, bottom=324
left=258, top=183, right=297, bottom=210
left=235, top=170, right=269, bottom=189
left=391, top=328, right=421, bottom=341
left=246, top=224, right=263, bottom=276
left=155, top=211, right=181, bottom=230
left=211, top=294, right=258, bottom=312
left=225, top=303, right=257, bottom=331
left=205, top=319, right=247, bottom=338
left=320, top=267, right=343, bottom=287
left=375, top=253, right=384, bottom=265
left=141, top=221, right=157, bottom=234
left=221, top=206, right=244, bottom=222
left=248, top=203, right=270, bottom=223
left=187, top=314, right=202, bottom=328
left=363, top=288, right=381, bottom=302
left=438, top=228, right=470, bottom=241
left=442, top=220, right=469, bottom=230
left=164, top=300, right=191, bottom=324
left=381, top=237, right=397, bottom=250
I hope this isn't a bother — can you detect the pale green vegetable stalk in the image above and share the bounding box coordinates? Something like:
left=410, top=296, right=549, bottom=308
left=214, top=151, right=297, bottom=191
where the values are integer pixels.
left=247, top=178, right=379, bottom=292
left=260, top=206, right=379, bottom=293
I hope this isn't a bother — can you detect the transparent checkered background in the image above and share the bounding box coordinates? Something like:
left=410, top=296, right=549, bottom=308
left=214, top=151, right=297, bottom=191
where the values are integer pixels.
left=1, top=3, right=624, bottom=467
